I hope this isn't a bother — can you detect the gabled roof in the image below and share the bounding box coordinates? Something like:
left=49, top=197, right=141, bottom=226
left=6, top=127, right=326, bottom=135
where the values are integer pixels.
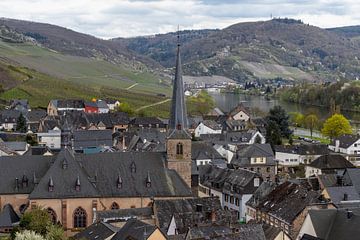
left=228, top=102, right=250, bottom=118
left=0, top=204, right=20, bottom=228
left=111, top=219, right=160, bottom=240
left=55, top=99, right=85, bottom=109
left=73, top=130, right=113, bottom=149
left=326, top=186, right=360, bottom=204
left=3, top=141, right=27, bottom=151
left=191, top=142, right=224, bottom=161
left=256, top=181, right=320, bottom=224
left=0, top=155, right=54, bottom=194
left=231, top=144, right=275, bottom=166
left=84, top=101, right=98, bottom=108
left=26, top=109, right=47, bottom=122
left=29, top=148, right=100, bottom=199
left=246, top=181, right=277, bottom=209
left=331, top=134, right=360, bottom=149
left=274, top=144, right=329, bottom=156
left=201, top=120, right=222, bottom=130
left=309, top=154, right=355, bottom=170
left=154, top=197, right=234, bottom=234
left=74, top=221, right=119, bottom=240
left=307, top=208, right=360, bottom=240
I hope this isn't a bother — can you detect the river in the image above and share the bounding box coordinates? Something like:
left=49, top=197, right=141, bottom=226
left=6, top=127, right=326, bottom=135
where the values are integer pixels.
left=208, top=91, right=360, bottom=127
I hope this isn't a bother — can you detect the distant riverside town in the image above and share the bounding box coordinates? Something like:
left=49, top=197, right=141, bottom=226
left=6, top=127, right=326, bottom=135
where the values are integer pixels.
left=0, top=40, right=360, bottom=240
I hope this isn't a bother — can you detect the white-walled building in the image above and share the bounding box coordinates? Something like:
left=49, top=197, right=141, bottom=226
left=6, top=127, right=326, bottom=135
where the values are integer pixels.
left=194, top=120, right=222, bottom=137
left=329, top=134, right=360, bottom=155
left=37, top=127, right=62, bottom=149
left=275, top=144, right=329, bottom=166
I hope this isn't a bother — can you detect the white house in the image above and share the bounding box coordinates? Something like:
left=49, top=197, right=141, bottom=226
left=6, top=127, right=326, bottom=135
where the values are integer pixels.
left=329, top=134, right=360, bottom=155
left=194, top=120, right=222, bottom=137
left=228, top=103, right=251, bottom=121
left=275, top=144, right=329, bottom=166
left=96, top=100, right=110, bottom=113
left=106, top=100, right=120, bottom=111
left=37, top=127, right=62, bottom=149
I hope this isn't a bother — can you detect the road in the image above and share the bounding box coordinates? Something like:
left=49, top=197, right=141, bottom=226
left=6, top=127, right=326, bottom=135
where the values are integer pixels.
left=135, top=98, right=171, bottom=112
left=291, top=127, right=324, bottom=138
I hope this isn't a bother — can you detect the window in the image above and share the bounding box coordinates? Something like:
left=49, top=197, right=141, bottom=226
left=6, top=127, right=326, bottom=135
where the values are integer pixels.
left=225, top=194, right=229, bottom=202
left=47, top=208, right=57, bottom=224
left=176, top=143, right=183, bottom=155
left=266, top=167, right=270, bottom=173
left=235, top=198, right=240, bottom=206
left=111, top=202, right=119, bottom=210
left=73, top=207, right=87, bottom=228
left=230, top=196, right=234, bottom=204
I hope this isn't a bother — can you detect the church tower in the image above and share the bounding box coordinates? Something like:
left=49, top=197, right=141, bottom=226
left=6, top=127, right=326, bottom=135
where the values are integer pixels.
left=166, top=33, right=192, bottom=187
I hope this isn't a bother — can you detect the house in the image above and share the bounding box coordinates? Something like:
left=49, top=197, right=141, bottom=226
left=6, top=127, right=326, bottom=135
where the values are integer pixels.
left=200, top=129, right=265, bottom=145
left=73, top=129, right=113, bottom=153
left=112, top=219, right=167, bottom=240
left=26, top=109, right=47, bottom=133
left=246, top=181, right=320, bottom=239
left=36, top=127, right=62, bottom=149
left=194, top=120, right=222, bottom=137
left=199, top=164, right=262, bottom=222
left=84, top=101, right=99, bottom=114
left=191, top=142, right=226, bottom=166
left=105, top=99, right=120, bottom=111
left=24, top=146, right=53, bottom=156
left=224, top=119, right=247, bottom=131
left=0, top=110, right=21, bottom=131
left=228, top=103, right=251, bottom=121
left=206, top=107, right=224, bottom=118
left=305, top=154, right=355, bottom=178
left=297, top=208, right=360, bottom=240
left=153, top=197, right=235, bottom=235
left=0, top=204, right=20, bottom=233
left=275, top=144, right=329, bottom=167
left=125, top=129, right=167, bottom=152
left=129, top=117, right=167, bottom=132
left=47, top=99, right=85, bottom=116
left=84, top=112, right=130, bottom=132
left=231, top=144, right=276, bottom=181
left=96, top=100, right=110, bottom=113
left=9, top=99, right=30, bottom=114
left=73, top=221, right=119, bottom=240
left=95, top=207, right=154, bottom=226
left=329, top=134, right=360, bottom=155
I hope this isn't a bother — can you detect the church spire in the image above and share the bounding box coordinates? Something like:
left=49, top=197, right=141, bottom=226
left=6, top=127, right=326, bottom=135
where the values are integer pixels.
left=169, top=30, right=188, bottom=131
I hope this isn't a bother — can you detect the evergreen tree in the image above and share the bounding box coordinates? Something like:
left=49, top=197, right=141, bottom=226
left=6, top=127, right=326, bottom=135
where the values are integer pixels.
left=16, top=113, right=27, bottom=133
left=265, top=120, right=282, bottom=147
left=266, top=106, right=292, bottom=138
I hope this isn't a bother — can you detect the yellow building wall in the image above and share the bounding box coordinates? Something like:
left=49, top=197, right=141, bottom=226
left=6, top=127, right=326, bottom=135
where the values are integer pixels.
left=148, top=229, right=167, bottom=240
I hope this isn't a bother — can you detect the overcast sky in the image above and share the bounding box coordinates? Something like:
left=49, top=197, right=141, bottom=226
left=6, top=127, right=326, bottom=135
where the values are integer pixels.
left=1, top=0, right=360, bottom=38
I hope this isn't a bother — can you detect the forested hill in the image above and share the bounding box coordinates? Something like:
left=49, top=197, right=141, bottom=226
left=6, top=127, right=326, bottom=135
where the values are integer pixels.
left=119, top=19, right=360, bottom=83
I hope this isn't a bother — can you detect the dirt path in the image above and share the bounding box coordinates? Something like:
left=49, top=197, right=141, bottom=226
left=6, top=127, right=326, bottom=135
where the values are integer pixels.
left=135, top=98, right=171, bottom=112
left=126, top=83, right=139, bottom=90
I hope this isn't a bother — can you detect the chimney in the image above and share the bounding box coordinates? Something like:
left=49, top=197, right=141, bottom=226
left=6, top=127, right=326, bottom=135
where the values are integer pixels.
left=343, top=193, right=349, bottom=201
left=347, top=210, right=353, bottom=219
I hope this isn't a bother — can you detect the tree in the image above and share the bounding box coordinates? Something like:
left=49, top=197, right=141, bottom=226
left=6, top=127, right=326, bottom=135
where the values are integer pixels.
left=187, top=90, right=215, bottom=116
left=16, top=113, right=27, bottom=133
left=265, top=120, right=282, bottom=147
left=321, top=114, right=352, bottom=139
left=266, top=106, right=292, bottom=138
left=15, top=230, right=45, bottom=240
left=117, top=102, right=134, bottom=116
left=304, top=114, right=319, bottom=137
left=290, top=112, right=304, bottom=128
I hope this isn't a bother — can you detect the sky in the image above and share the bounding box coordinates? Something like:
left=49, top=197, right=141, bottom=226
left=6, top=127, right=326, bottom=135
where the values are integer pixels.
left=0, top=0, right=360, bottom=39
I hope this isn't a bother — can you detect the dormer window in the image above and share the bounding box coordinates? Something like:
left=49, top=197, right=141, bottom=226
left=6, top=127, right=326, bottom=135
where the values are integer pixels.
left=130, top=162, right=136, bottom=173
left=146, top=172, right=151, bottom=188
left=117, top=175, right=122, bottom=189
left=176, top=143, right=183, bottom=155
left=75, top=176, right=81, bottom=192
left=48, top=177, right=54, bottom=192
left=22, top=174, right=29, bottom=188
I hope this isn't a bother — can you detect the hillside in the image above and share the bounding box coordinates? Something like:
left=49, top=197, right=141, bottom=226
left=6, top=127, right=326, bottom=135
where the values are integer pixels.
left=120, top=19, right=360, bottom=83
left=328, top=25, right=360, bottom=38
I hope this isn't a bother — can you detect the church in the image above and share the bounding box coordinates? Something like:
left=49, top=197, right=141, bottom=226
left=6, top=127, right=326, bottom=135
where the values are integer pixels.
left=0, top=38, right=193, bottom=234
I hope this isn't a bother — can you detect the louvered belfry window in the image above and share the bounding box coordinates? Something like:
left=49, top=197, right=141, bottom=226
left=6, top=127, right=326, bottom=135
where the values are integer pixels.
left=176, top=142, right=183, bottom=155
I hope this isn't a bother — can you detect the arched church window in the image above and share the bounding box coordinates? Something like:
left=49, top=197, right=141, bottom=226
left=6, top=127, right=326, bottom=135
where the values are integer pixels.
left=176, top=142, right=183, bottom=155
left=47, top=208, right=57, bottom=224
left=73, top=207, right=87, bottom=228
left=111, top=202, right=119, bottom=210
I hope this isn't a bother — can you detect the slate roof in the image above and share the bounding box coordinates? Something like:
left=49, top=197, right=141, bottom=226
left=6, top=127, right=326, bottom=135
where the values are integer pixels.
left=191, top=142, right=224, bottom=161
left=3, top=141, right=27, bottom=151
left=185, top=224, right=266, bottom=240
left=169, top=40, right=188, bottom=130
left=199, top=164, right=261, bottom=195
left=29, top=149, right=100, bottom=199
left=256, top=181, right=320, bottom=224
left=96, top=100, right=109, bottom=109
left=231, top=144, right=275, bottom=167
left=73, top=221, right=119, bottom=240
left=0, top=110, right=21, bottom=123
left=77, top=151, right=192, bottom=198
left=344, top=168, right=360, bottom=194
left=246, top=181, right=277, bottom=209
left=0, top=204, right=20, bottom=228
left=130, top=117, right=164, bottom=126
left=228, top=102, right=250, bottom=118
left=73, top=130, right=113, bottom=149
left=307, top=208, right=360, bottom=240
left=96, top=207, right=153, bottom=222
left=85, top=112, right=130, bottom=128
left=154, top=197, right=234, bottom=234
left=55, top=99, right=85, bottom=109
left=326, top=186, right=360, bottom=203
left=0, top=155, right=54, bottom=194
left=84, top=101, right=98, bottom=108
left=24, top=146, right=53, bottom=156
left=274, top=144, right=329, bottom=156
left=111, top=219, right=159, bottom=240
left=26, top=109, right=47, bottom=122
left=201, top=120, right=222, bottom=130
left=309, top=154, right=355, bottom=170
left=331, top=134, right=360, bottom=148
left=200, top=130, right=257, bottom=144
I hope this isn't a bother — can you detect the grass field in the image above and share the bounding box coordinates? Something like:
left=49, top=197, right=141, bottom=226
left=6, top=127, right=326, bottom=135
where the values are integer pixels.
left=0, top=40, right=171, bottom=95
